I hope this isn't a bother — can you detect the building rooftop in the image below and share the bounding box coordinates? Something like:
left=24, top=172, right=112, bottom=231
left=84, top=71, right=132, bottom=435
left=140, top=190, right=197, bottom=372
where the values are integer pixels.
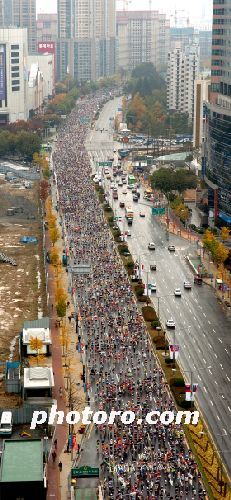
left=22, top=328, right=51, bottom=346
left=23, top=317, right=49, bottom=330
left=0, top=439, right=43, bottom=483
left=24, top=367, right=54, bottom=389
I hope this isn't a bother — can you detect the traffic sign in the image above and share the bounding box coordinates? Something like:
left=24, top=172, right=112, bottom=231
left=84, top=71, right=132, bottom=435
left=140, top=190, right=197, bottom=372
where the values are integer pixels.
left=96, top=161, right=113, bottom=167
left=71, top=466, right=99, bottom=478
left=152, top=207, right=165, bottom=216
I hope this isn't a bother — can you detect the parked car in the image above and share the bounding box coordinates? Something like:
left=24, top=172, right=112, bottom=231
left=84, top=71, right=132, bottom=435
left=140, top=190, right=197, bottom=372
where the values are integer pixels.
left=150, top=264, right=156, bottom=271
left=148, top=242, right=155, bottom=250
left=119, top=201, right=125, bottom=208
left=168, top=245, right=175, bottom=252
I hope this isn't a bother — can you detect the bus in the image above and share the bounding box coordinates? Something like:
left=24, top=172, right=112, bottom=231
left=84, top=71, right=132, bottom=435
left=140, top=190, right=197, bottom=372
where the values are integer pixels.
left=125, top=206, right=134, bottom=219
left=128, top=175, right=136, bottom=185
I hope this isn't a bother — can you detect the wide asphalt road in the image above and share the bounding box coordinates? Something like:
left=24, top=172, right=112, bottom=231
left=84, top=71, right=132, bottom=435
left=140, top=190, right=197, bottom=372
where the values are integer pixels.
left=86, top=98, right=231, bottom=475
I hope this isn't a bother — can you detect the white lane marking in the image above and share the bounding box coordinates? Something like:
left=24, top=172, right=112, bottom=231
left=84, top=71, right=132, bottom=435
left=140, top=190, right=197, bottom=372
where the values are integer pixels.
left=208, top=369, right=212, bottom=375
left=203, top=386, right=207, bottom=393
left=214, top=380, right=218, bottom=385
left=213, top=329, right=216, bottom=333
left=203, top=312, right=206, bottom=317
left=198, top=375, right=201, bottom=381
left=220, top=364, right=223, bottom=370
left=218, top=338, right=223, bottom=343
left=214, top=353, right=217, bottom=359
left=226, top=375, right=230, bottom=382
left=221, top=394, right=225, bottom=399
left=208, top=343, right=212, bottom=349
left=194, top=316, right=197, bottom=321
left=228, top=407, right=231, bottom=412
left=203, top=358, right=206, bottom=364
left=195, top=298, right=198, bottom=303
left=210, top=400, right=214, bottom=406
left=225, top=348, right=229, bottom=354
left=198, top=325, right=201, bottom=329
left=208, top=320, right=211, bottom=325
left=217, top=415, right=220, bottom=421
left=193, top=338, right=195, bottom=343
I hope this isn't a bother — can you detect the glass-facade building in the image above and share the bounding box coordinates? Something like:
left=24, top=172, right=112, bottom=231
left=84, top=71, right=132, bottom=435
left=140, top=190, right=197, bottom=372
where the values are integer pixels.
left=203, top=0, right=231, bottom=224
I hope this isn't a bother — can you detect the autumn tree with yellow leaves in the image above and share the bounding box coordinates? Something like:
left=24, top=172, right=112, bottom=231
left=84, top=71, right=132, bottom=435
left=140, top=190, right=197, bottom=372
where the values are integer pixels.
left=29, top=336, right=45, bottom=366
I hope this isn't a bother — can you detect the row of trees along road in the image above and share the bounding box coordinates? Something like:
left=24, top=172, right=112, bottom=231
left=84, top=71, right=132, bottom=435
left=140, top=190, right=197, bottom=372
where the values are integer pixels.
left=124, top=62, right=192, bottom=136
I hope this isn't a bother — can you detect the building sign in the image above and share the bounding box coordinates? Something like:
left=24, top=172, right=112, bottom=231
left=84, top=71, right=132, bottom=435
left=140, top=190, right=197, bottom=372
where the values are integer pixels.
left=71, top=466, right=99, bottom=478
left=0, top=45, right=6, bottom=101
left=38, top=42, right=55, bottom=54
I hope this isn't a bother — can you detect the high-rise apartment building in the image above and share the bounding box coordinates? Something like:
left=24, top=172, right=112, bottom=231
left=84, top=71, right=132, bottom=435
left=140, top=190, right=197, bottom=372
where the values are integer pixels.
left=0, top=0, right=36, bottom=54
left=167, top=45, right=199, bottom=121
left=116, top=10, right=170, bottom=72
left=37, top=14, right=58, bottom=43
left=57, top=0, right=117, bottom=82
left=203, top=0, right=231, bottom=224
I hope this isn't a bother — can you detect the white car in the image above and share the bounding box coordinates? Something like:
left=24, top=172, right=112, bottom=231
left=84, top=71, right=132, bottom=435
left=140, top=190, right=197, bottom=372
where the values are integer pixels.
left=148, top=242, right=155, bottom=250
left=184, top=281, right=192, bottom=289
left=166, top=319, right=175, bottom=329
left=174, top=288, right=181, bottom=297
left=127, top=185, right=133, bottom=190
left=150, top=283, right=157, bottom=292
left=126, top=230, right=131, bottom=237
left=118, top=181, right=123, bottom=187
left=122, top=189, right=127, bottom=195
left=168, top=245, right=175, bottom=252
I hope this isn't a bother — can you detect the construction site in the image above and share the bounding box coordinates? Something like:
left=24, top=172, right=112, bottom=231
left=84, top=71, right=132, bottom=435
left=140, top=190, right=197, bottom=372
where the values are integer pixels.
left=0, top=175, right=47, bottom=407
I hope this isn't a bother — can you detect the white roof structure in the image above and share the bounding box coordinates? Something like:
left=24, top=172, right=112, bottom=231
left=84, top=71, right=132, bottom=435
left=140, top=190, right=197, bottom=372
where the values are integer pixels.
left=22, top=328, right=52, bottom=346
left=24, top=367, right=54, bottom=389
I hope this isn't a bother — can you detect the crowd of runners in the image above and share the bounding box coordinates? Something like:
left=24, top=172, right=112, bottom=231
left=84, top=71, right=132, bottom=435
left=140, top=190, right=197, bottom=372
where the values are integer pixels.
left=53, top=91, right=207, bottom=499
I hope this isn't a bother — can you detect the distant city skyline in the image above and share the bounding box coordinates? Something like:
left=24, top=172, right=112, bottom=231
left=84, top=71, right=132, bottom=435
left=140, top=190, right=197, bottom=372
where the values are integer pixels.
left=36, top=0, right=212, bottom=27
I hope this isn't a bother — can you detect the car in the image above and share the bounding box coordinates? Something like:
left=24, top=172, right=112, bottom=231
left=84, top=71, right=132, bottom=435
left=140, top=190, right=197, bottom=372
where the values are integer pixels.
left=174, top=288, right=181, bottom=297
left=133, top=195, right=138, bottom=202
left=136, top=191, right=140, bottom=198
left=118, top=181, right=123, bottom=187
left=150, top=264, right=156, bottom=271
left=148, top=242, right=155, bottom=250
left=168, top=245, right=175, bottom=252
left=127, top=218, right=133, bottom=226
left=132, top=188, right=137, bottom=194
left=166, top=319, right=175, bottom=328
left=126, top=230, right=131, bottom=237
left=122, top=189, right=127, bottom=195
left=184, top=281, right=192, bottom=289
left=127, top=185, right=133, bottom=189
left=119, top=202, right=125, bottom=208
left=150, top=283, right=157, bottom=292
left=139, top=212, right=145, bottom=217
left=122, top=179, right=127, bottom=185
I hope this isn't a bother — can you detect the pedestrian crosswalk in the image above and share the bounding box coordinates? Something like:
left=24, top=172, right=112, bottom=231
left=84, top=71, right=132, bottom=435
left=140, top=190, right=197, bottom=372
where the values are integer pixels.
left=0, top=252, right=17, bottom=266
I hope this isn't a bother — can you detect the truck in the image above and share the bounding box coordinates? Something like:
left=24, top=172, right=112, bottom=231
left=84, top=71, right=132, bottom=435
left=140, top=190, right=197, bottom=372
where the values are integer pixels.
left=125, top=206, right=134, bottom=219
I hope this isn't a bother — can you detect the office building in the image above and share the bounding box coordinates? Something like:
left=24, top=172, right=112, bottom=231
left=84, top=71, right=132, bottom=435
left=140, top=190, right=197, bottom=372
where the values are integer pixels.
left=167, top=45, right=199, bottom=121
left=57, top=0, right=117, bottom=82
left=37, top=13, right=58, bottom=44
left=193, top=78, right=210, bottom=149
left=199, top=30, right=212, bottom=69
left=0, top=28, right=55, bottom=123
left=170, top=27, right=195, bottom=51
left=203, top=0, right=231, bottom=224
left=0, top=0, right=36, bottom=54
left=116, top=10, right=170, bottom=72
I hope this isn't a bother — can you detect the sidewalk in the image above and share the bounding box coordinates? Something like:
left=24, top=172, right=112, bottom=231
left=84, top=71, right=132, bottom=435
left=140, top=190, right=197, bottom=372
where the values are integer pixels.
left=45, top=181, right=87, bottom=500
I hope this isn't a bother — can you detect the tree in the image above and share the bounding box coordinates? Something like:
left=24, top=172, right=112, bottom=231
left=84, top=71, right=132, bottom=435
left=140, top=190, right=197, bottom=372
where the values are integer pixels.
left=29, top=336, right=44, bottom=366
left=49, top=223, right=59, bottom=246
left=50, top=247, right=60, bottom=267
left=214, top=242, right=229, bottom=264
left=56, top=298, right=67, bottom=318
left=150, top=168, right=197, bottom=198
left=221, top=227, right=230, bottom=242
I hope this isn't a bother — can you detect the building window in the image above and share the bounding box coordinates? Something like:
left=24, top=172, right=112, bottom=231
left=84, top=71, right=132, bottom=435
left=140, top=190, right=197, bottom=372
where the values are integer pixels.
left=12, top=86, right=20, bottom=91
left=11, top=72, right=19, bottom=77
left=12, top=66, right=19, bottom=71
left=11, top=45, right=19, bottom=49
left=12, top=79, right=19, bottom=85
left=11, top=59, right=19, bottom=64
left=11, top=52, right=19, bottom=57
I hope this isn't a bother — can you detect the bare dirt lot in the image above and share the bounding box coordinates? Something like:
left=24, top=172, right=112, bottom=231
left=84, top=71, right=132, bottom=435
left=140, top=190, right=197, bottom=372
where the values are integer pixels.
left=0, top=180, right=47, bottom=369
